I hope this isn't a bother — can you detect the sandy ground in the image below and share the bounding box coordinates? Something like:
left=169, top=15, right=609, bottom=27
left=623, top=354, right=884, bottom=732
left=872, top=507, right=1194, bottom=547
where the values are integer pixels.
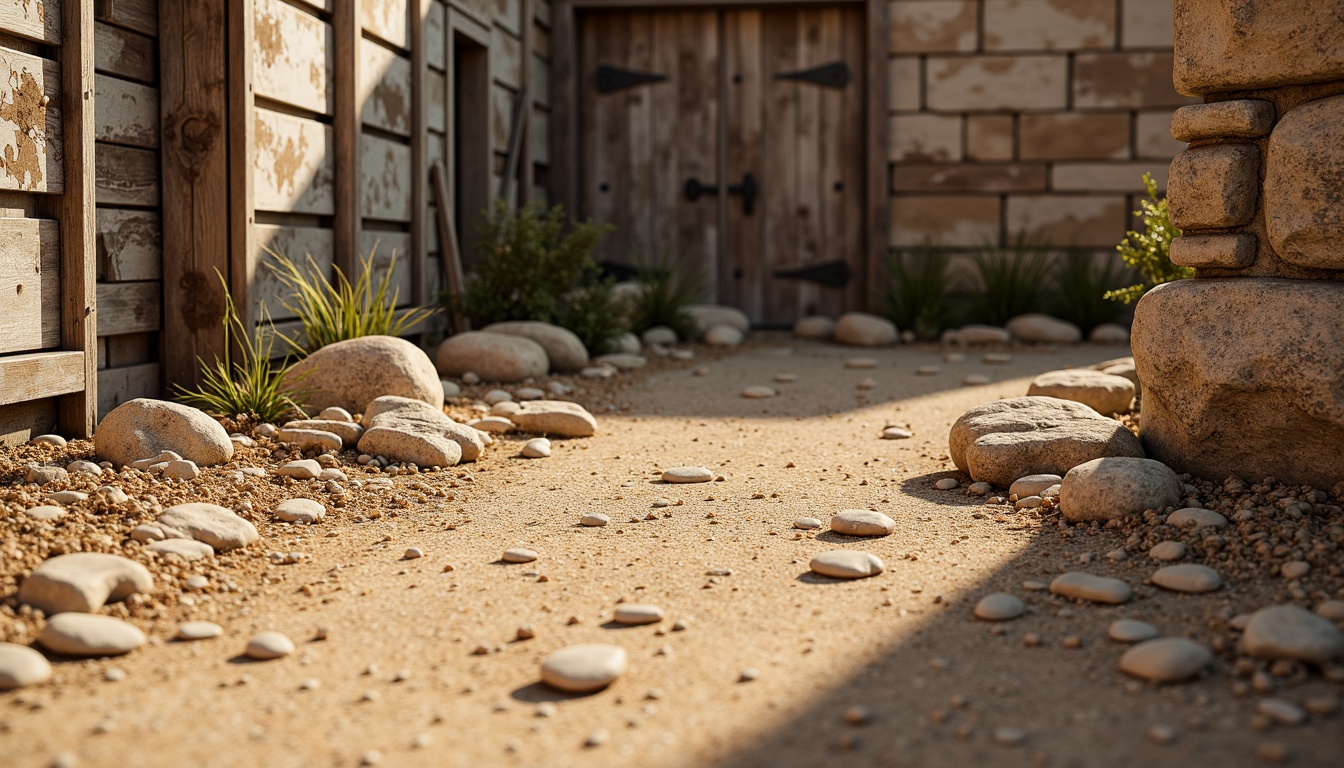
left=2, top=335, right=1341, bottom=768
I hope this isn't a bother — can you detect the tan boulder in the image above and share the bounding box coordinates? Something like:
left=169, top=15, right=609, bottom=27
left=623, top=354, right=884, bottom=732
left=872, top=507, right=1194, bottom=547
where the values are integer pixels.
left=360, top=395, right=484, bottom=463
left=1264, top=94, right=1344, bottom=270
left=481, top=321, right=590, bottom=373
left=1173, top=0, right=1344, bottom=95
left=834, top=312, right=898, bottom=347
left=95, top=399, right=233, bottom=468
left=287, top=335, right=443, bottom=414
left=435, top=331, right=548, bottom=383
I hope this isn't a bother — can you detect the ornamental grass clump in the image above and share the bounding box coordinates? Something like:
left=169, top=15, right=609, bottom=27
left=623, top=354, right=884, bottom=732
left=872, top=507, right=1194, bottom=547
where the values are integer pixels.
left=175, top=272, right=311, bottom=424
left=1105, top=173, right=1191, bottom=304
left=880, top=243, right=966, bottom=340
left=265, top=246, right=438, bottom=355
left=967, top=234, right=1053, bottom=327
left=1048, top=249, right=1132, bottom=334
left=628, top=249, right=701, bottom=342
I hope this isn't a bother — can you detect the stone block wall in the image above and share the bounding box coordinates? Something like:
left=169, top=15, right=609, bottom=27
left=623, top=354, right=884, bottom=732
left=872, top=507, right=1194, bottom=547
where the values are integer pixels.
left=887, top=0, right=1197, bottom=249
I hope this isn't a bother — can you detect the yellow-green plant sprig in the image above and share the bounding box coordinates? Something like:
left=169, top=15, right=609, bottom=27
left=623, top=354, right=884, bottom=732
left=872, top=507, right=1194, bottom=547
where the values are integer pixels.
left=265, top=246, right=440, bottom=355
left=1105, top=172, right=1192, bottom=304
left=174, top=271, right=311, bottom=424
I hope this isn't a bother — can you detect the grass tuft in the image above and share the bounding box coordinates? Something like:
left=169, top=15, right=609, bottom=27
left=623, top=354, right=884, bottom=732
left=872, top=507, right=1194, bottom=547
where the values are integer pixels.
left=881, top=244, right=966, bottom=340
left=628, top=249, right=702, bottom=342
left=967, top=235, right=1054, bottom=327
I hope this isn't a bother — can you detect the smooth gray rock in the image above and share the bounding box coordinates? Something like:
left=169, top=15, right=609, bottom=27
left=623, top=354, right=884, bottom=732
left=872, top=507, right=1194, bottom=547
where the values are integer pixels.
left=1059, top=457, right=1181, bottom=522
left=792, top=316, right=835, bottom=340
left=157, top=503, right=259, bottom=551
left=510, top=400, right=599, bottom=438
left=1119, top=637, right=1213, bottom=683
left=1243, top=604, right=1344, bottom=664
left=1108, top=619, right=1161, bottom=643
left=1167, top=508, right=1228, bottom=529
left=974, top=593, right=1025, bottom=621
left=147, top=539, right=215, bottom=561
left=1027, top=370, right=1135, bottom=415
left=176, top=621, right=223, bottom=641
left=662, top=466, right=713, bottom=483
left=1010, top=474, right=1062, bottom=498
left=245, top=631, right=295, bottom=660
left=95, top=399, right=233, bottom=468
left=1006, top=314, right=1082, bottom=343
left=276, top=459, right=323, bottom=479
left=18, top=553, right=153, bottom=615
left=613, top=604, right=664, bottom=625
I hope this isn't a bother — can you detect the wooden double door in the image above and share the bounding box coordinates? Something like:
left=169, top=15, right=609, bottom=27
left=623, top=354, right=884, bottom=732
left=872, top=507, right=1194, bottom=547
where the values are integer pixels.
left=579, top=6, right=868, bottom=326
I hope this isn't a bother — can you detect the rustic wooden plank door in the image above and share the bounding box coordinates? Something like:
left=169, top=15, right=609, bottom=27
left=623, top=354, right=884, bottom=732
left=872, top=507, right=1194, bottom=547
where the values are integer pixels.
left=579, top=10, right=719, bottom=296
left=577, top=6, right=866, bottom=326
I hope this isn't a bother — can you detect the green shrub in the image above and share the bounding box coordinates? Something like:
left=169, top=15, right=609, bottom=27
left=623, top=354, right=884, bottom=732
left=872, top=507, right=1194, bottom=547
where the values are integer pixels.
left=175, top=272, right=310, bottom=424
left=880, top=244, right=966, bottom=339
left=628, top=249, right=701, bottom=342
left=1047, top=249, right=1132, bottom=334
left=967, top=235, right=1053, bottom=326
left=450, top=200, right=620, bottom=353
left=265, top=246, right=438, bottom=355
left=1105, top=173, right=1191, bottom=304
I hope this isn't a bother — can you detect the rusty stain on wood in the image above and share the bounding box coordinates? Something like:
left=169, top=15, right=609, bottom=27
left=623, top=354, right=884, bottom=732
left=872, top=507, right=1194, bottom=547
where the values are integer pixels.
left=253, top=108, right=333, bottom=214
left=0, top=56, right=51, bottom=190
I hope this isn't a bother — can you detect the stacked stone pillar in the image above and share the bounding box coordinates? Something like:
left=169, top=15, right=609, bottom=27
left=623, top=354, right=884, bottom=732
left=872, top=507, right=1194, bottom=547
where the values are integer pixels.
left=1132, top=0, right=1344, bottom=487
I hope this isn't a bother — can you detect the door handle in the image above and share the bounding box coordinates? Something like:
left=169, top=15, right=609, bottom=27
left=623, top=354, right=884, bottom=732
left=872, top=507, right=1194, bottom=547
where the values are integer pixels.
left=683, top=173, right=757, bottom=216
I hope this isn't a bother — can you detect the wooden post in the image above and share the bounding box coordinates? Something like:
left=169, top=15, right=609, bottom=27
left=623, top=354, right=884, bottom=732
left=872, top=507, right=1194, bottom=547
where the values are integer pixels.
left=520, top=0, right=536, bottom=206
left=864, top=0, right=889, bottom=312
left=55, top=0, right=98, bottom=435
left=333, top=0, right=362, bottom=278
left=159, top=0, right=230, bottom=392
left=412, top=0, right=430, bottom=308
left=551, top=1, right=578, bottom=219
left=228, top=0, right=256, bottom=330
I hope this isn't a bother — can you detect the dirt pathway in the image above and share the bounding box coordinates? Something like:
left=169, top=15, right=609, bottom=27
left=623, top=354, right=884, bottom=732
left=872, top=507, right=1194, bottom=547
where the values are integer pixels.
left=3, top=337, right=1340, bottom=767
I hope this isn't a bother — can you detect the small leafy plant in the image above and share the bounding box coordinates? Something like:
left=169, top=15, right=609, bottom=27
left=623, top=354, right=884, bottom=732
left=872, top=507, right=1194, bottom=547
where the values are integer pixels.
left=266, top=246, right=439, bottom=355
left=967, top=234, right=1053, bottom=326
left=628, top=249, right=701, bottom=342
left=1047, top=249, right=1132, bottom=334
left=175, top=272, right=310, bottom=424
left=1105, top=173, right=1191, bottom=304
left=880, top=243, right=966, bottom=340
left=450, top=201, right=621, bottom=352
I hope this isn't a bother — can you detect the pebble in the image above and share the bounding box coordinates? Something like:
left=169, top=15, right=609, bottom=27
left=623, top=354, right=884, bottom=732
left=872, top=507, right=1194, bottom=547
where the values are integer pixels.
left=693, top=366, right=710, bottom=376
left=992, top=727, right=1026, bottom=747
left=24, top=505, right=66, bottom=521
left=245, top=631, right=295, bottom=660
left=809, top=550, right=884, bottom=579
left=1151, top=564, right=1222, bottom=593
left=1243, top=604, right=1344, bottom=664
left=98, top=486, right=130, bottom=505
left=470, top=417, right=514, bottom=434
left=1256, top=698, right=1306, bottom=726
left=1147, top=724, right=1178, bottom=746
left=739, top=667, right=759, bottom=682
left=46, top=490, right=88, bottom=505
left=38, top=614, right=146, bottom=656
left=830, top=509, right=896, bottom=536
left=973, top=594, right=1025, bottom=621
left=1049, top=572, right=1132, bottom=604
left=742, top=385, right=777, bottom=399
left=66, top=460, right=103, bottom=476
left=1280, top=561, right=1310, bottom=579
left=483, top=389, right=512, bottom=405
left=1119, top=637, right=1212, bottom=683
left=0, top=643, right=53, bottom=690
left=275, top=498, right=326, bottom=524
left=966, top=482, right=993, bottom=496
left=254, top=424, right=278, bottom=438
left=1108, top=619, right=1160, bottom=643
left=982, top=353, right=1012, bottom=364
left=962, top=375, right=990, bottom=386
left=1166, top=507, right=1229, bottom=529
left=490, top=401, right=521, bottom=416
left=1010, top=474, right=1062, bottom=498
left=503, top=548, right=538, bottom=563
left=584, top=730, right=610, bottom=748
left=185, top=575, right=209, bottom=590
left=404, top=547, right=424, bottom=560
left=1316, top=601, right=1344, bottom=622
left=276, top=460, right=322, bottom=480
left=521, top=438, right=551, bottom=458
left=540, top=644, right=627, bottom=693
left=18, top=552, right=154, bottom=614
left=317, top=406, right=353, bottom=422
left=1149, top=541, right=1186, bottom=562
left=1015, top=496, right=1042, bottom=510
left=934, top=478, right=959, bottom=490
left=148, top=539, right=214, bottom=561
left=774, top=373, right=797, bottom=383
left=441, top=380, right=461, bottom=398
left=613, top=604, right=665, bottom=625
left=515, top=387, right=544, bottom=400
left=162, top=459, right=200, bottom=480
left=662, top=466, right=713, bottom=484
left=580, top=512, right=610, bottom=527
left=881, top=427, right=913, bottom=440
left=856, top=378, right=875, bottom=390
left=793, top=517, right=823, bottom=530
left=916, top=366, right=940, bottom=376
left=176, top=621, right=222, bottom=641
left=32, top=434, right=67, bottom=447
left=1255, top=741, right=1290, bottom=764
left=844, top=358, right=877, bottom=369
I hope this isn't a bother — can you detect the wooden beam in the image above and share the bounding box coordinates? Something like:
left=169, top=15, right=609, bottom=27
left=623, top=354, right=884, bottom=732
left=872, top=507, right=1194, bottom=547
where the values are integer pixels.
left=412, top=0, right=430, bottom=307
left=227, top=0, right=256, bottom=329
left=0, top=352, right=87, bottom=407
left=333, top=0, right=361, bottom=278
left=57, top=0, right=97, bottom=436
left=519, top=0, right=536, bottom=206
left=96, top=281, right=161, bottom=336
left=551, top=0, right=577, bottom=218
left=430, top=161, right=469, bottom=334
left=160, top=0, right=229, bottom=392
left=864, top=0, right=888, bottom=312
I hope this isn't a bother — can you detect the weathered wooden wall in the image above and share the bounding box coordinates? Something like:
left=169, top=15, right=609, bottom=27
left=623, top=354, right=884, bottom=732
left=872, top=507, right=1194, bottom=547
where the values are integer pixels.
left=93, top=0, right=161, bottom=418
left=0, top=0, right=97, bottom=445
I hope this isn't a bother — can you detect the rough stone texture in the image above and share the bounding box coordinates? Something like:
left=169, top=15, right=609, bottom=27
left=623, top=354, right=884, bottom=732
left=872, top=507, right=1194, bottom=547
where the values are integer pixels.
left=1059, top=457, right=1182, bottom=522
left=1132, top=279, right=1344, bottom=487
left=1169, top=233, right=1257, bottom=268
left=1170, top=100, right=1275, bottom=142
left=1167, top=144, right=1260, bottom=230
left=1243, top=604, right=1344, bottom=664
left=18, top=553, right=154, bottom=615
left=359, top=426, right=463, bottom=469
left=1019, top=112, right=1130, bottom=161
left=1264, top=95, right=1344, bottom=270
left=482, top=321, right=590, bottom=373
left=275, top=428, right=342, bottom=453
left=0, top=643, right=52, bottom=690
left=1073, top=52, right=1191, bottom=109
left=435, top=332, right=548, bottom=383
left=792, top=316, right=835, bottom=340
left=282, top=420, right=364, bottom=446
left=1027, top=370, right=1135, bottom=415
left=287, top=336, right=443, bottom=414
left=686, top=305, right=750, bottom=337
left=1173, top=0, right=1344, bottom=95
left=510, top=400, right=599, bottom=438
left=927, top=55, right=1067, bottom=111
left=95, top=399, right=234, bottom=468
left=38, top=614, right=146, bottom=657
left=147, top=539, right=215, bottom=561
left=949, top=397, right=1145, bottom=488
left=834, top=313, right=898, bottom=347
left=156, top=503, right=259, bottom=552
left=1006, top=314, right=1082, bottom=344
left=360, top=396, right=484, bottom=462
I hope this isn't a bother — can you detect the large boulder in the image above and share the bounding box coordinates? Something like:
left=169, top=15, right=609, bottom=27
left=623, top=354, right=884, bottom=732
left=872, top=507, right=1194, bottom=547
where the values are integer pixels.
left=834, top=312, right=898, bottom=347
left=1006, top=314, right=1082, bottom=343
left=1027, top=370, right=1136, bottom=415
left=1059, top=457, right=1183, bottom=522
left=435, top=331, right=548, bottom=383
left=1133, top=278, right=1344, bottom=487
left=360, top=395, right=484, bottom=464
left=286, top=335, right=442, bottom=415
left=950, top=396, right=1145, bottom=487
left=18, top=553, right=153, bottom=615
left=95, top=399, right=233, bottom=468
left=686, top=305, right=750, bottom=338
left=481, top=321, right=590, bottom=373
